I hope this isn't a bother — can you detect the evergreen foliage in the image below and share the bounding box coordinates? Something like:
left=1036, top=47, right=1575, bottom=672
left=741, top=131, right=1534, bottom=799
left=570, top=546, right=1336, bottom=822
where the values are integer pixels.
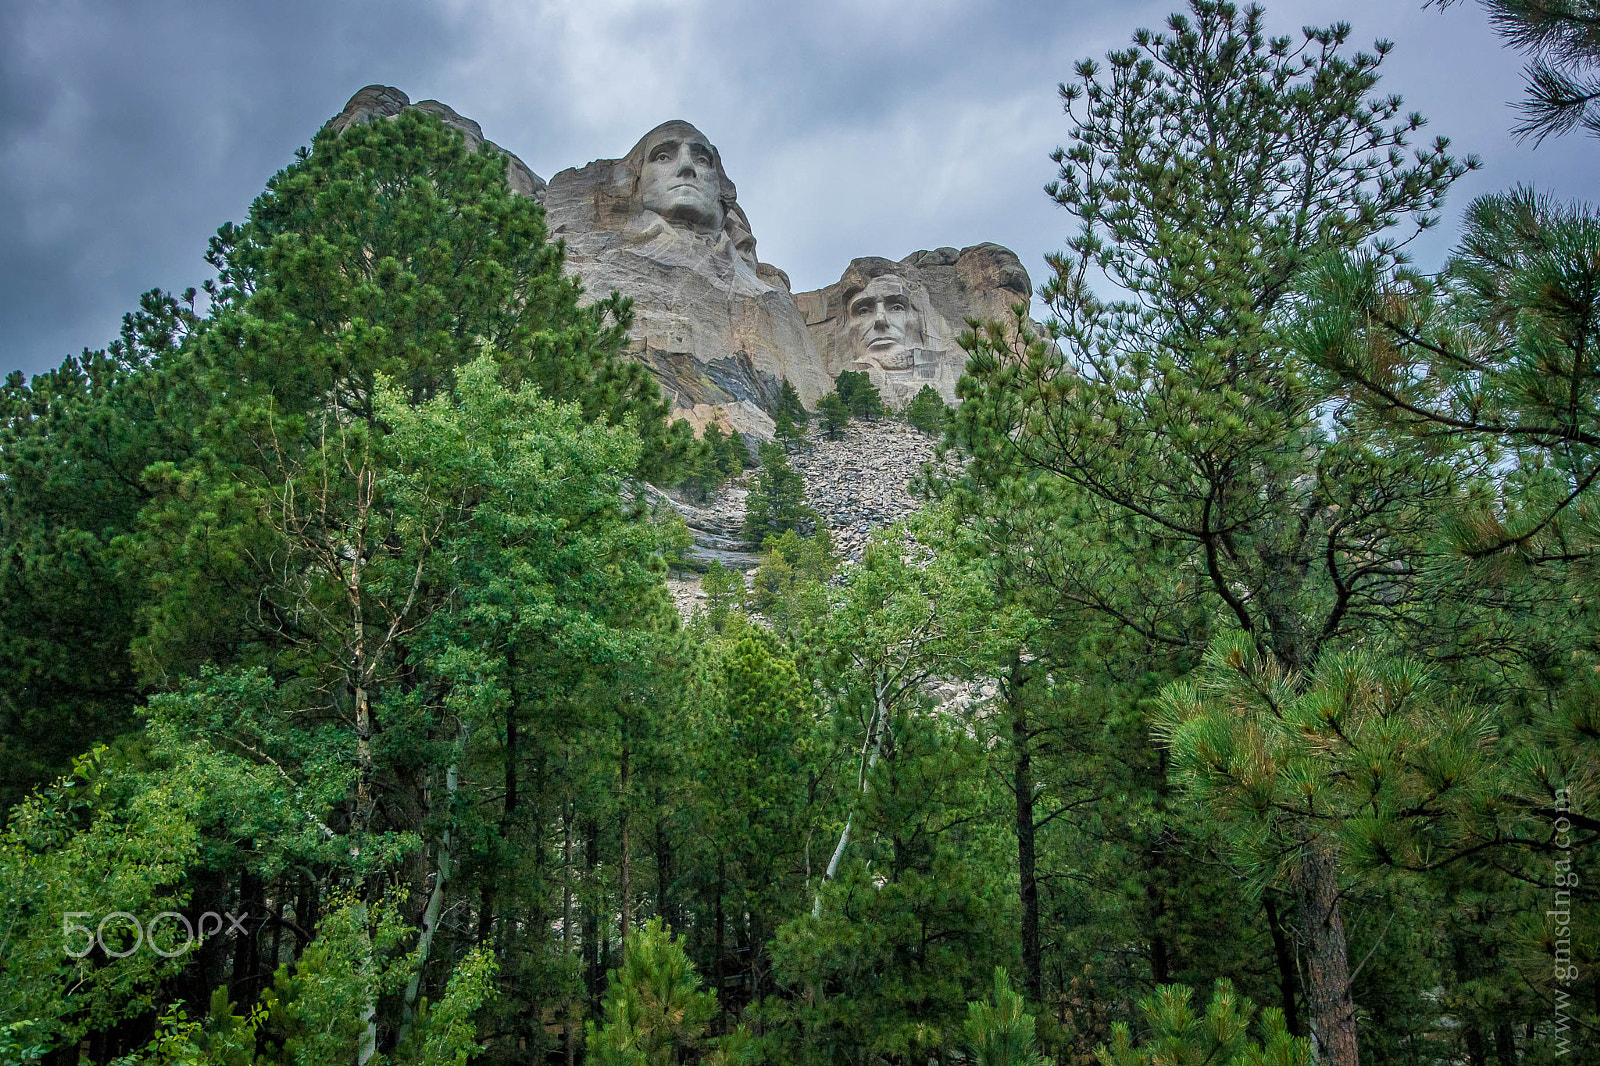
left=776, top=377, right=809, bottom=426
left=585, top=919, right=716, bottom=1066
left=8, top=5, right=1600, bottom=1064
left=964, top=969, right=1052, bottom=1066
left=905, top=384, right=948, bottom=436
left=773, top=408, right=804, bottom=454
left=817, top=391, right=850, bottom=440
left=833, top=370, right=883, bottom=420
left=1433, top=0, right=1600, bottom=141
left=742, top=442, right=817, bottom=545
left=1095, top=981, right=1310, bottom=1066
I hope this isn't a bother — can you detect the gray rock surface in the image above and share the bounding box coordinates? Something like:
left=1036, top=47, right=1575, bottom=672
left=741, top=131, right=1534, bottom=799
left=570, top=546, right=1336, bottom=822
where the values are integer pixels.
left=326, top=85, right=545, bottom=199
left=788, top=420, right=940, bottom=561
left=793, top=244, right=1032, bottom=410
left=664, top=417, right=941, bottom=586
left=543, top=121, right=832, bottom=434
left=322, top=88, right=1033, bottom=440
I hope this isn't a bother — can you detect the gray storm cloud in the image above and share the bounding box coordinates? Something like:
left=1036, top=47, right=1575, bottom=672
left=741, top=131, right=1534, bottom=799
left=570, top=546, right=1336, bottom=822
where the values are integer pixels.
left=4, top=0, right=1596, bottom=380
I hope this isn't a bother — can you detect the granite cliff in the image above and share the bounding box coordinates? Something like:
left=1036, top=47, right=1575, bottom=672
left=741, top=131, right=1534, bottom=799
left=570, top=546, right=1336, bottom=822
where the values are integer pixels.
left=325, top=87, right=1033, bottom=438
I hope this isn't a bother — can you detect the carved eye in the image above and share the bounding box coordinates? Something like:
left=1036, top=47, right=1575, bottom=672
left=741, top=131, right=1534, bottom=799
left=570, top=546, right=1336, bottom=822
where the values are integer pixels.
left=887, top=299, right=907, bottom=312
left=693, top=150, right=712, bottom=166
left=852, top=300, right=874, bottom=317
left=652, top=149, right=672, bottom=162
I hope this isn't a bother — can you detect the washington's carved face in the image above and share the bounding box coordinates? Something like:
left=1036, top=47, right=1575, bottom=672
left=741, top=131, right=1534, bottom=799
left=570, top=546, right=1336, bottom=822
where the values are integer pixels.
left=846, top=275, right=919, bottom=369
left=639, top=126, right=723, bottom=233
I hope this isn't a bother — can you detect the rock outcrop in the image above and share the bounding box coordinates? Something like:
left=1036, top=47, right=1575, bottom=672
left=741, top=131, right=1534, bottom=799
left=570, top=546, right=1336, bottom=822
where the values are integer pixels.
left=793, top=244, right=1032, bottom=409
left=662, top=418, right=947, bottom=617
left=325, top=85, right=545, bottom=199
left=543, top=121, right=832, bottom=441
left=323, top=88, right=1035, bottom=437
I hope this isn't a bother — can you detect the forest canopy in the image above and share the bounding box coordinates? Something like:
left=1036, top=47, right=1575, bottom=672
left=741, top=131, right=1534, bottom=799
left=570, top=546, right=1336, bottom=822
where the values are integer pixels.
left=0, top=3, right=1595, bottom=1066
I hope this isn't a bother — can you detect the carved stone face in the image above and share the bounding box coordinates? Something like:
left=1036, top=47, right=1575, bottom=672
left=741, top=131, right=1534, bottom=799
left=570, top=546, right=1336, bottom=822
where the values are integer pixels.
left=845, top=275, right=919, bottom=370
left=639, top=125, right=723, bottom=233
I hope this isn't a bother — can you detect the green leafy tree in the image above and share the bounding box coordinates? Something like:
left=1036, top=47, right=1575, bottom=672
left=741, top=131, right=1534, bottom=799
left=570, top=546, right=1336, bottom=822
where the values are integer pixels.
left=1155, top=637, right=1494, bottom=1066
left=743, top=442, right=818, bottom=545
left=702, top=423, right=745, bottom=479
left=776, top=377, right=810, bottom=426
left=748, top=527, right=835, bottom=633
left=721, top=429, right=753, bottom=473
left=770, top=514, right=1023, bottom=1063
left=585, top=918, right=717, bottom=1066
left=949, top=6, right=1476, bottom=1061
left=0, top=293, right=205, bottom=810
left=834, top=370, right=883, bottom=420
left=965, top=969, right=1052, bottom=1066
left=113, top=897, right=497, bottom=1066
left=684, top=634, right=827, bottom=1006
left=905, top=384, right=948, bottom=436
left=817, top=392, right=850, bottom=440
left=1301, top=186, right=1600, bottom=1054
left=1095, top=980, right=1309, bottom=1066
left=774, top=408, right=804, bottom=454
left=696, top=559, right=745, bottom=633
left=193, top=107, right=682, bottom=470
left=0, top=751, right=199, bottom=1055
left=680, top=432, right=730, bottom=503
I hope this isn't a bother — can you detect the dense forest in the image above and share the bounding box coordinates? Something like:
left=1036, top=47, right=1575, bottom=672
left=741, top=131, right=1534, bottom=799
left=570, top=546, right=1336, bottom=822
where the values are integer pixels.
left=2, top=3, right=1597, bottom=1065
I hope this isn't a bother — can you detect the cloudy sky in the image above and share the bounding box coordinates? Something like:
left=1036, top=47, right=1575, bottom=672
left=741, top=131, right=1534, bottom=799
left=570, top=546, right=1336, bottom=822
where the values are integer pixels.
left=4, top=0, right=1596, bottom=381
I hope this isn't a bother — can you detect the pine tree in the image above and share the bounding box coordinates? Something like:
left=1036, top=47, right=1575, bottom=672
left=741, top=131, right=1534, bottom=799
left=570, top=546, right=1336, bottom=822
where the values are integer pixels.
left=743, top=442, right=817, bottom=545
left=585, top=918, right=716, bottom=1066
left=905, top=384, right=948, bottom=436
left=964, top=969, right=1052, bottom=1066
left=817, top=391, right=850, bottom=440
left=1095, top=980, right=1310, bottom=1066
left=0, top=293, right=203, bottom=808
left=834, top=370, right=883, bottom=420
left=1432, top=0, right=1600, bottom=141
left=776, top=377, right=810, bottom=426
left=950, top=6, right=1475, bottom=1062
left=774, top=407, right=804, bottom=454
left=1301, top=186, right=1600, bottom=1050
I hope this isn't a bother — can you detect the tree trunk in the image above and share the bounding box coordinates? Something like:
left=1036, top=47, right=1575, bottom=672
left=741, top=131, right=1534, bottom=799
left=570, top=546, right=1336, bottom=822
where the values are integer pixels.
left=619, top=740, right=631, bottom=944
left=1293, top=839, right=1359, bottom=1066
left=399, top=741, right=461, bottom=1046
left=231, top=868, right=260, bottom=997
left=1264, top=892, right=1304, bottom=1037
left=583, top=818, right=601, bottom=1015
left=715, top=855, right=726, bottom=999
left=1008, top=665, right=1042, bottom=1002
left=564, top=802, right=577, bottom=1066
left=656, top=802, right=675, bottom=929
left=814, top=679, right=888, bottom=917
left=1493, top=1022, right=1517, bottom=1065
left=481, top=649, right=520, bottom=943
left=354, top=898, right=379, bottom=1066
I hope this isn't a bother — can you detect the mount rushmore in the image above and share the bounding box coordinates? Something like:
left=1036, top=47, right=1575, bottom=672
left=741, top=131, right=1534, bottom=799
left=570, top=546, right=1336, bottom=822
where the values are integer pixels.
left=328, top=86, right=1034, bottom=439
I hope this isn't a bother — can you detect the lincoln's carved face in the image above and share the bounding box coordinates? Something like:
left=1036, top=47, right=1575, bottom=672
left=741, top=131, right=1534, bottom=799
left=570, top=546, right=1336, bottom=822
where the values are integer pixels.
left=639, top=125, right=723, bottom=233
left=846, top=275, right=919, bottom=370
